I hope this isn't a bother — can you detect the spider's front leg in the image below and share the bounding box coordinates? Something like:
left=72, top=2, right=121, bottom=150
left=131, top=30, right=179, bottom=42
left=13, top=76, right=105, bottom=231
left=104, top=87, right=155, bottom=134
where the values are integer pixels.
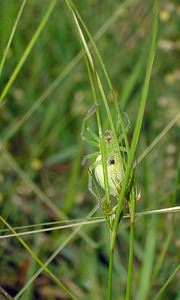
left=116, top=112, right=131, bottom=144
left=81, top=104, right=100, bottom=166
left=81, top=104, right=99, bottom=147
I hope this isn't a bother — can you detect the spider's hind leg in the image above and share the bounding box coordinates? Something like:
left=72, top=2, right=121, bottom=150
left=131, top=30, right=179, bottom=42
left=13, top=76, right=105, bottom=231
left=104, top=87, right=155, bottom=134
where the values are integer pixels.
left=88, top=161, right=103, bottom=207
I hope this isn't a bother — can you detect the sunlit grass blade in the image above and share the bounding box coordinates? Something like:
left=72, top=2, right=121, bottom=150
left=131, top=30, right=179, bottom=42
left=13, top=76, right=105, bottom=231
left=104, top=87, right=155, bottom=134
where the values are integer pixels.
left=0, top=205, right=179, bottom=240
left=0, top=216, right=105, bottom=239
left=0, top=286, right=14, bottom=300
left=0, top=0, right=57, bottom=102
left=0, top=216, right=77, bottom=300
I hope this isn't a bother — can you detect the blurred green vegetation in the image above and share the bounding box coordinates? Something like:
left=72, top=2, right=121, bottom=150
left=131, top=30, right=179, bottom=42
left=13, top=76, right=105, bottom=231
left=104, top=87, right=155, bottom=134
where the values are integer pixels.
left=0, top=0, right=179, bottom=299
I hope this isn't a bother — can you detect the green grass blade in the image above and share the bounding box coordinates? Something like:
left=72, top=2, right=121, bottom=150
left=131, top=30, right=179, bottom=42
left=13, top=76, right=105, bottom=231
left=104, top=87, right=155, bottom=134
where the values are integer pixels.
left=121, top=47, right=147, bottom=109
left=153, top=264, right=180, bottom=300
left=0, top=287, right=14, bottom=300
left=0, top=0, right=27, bottom=77
left=0, top=0, right=57, bottom=102
left=0, top=216, right=77, bottom=300
left=135, top=216, right=157, bottom=300
left=136, top=112, right=180, bottom=166
left=125, top=189, right=136, bottom=300
left=14, top=205, right=98, bottom=299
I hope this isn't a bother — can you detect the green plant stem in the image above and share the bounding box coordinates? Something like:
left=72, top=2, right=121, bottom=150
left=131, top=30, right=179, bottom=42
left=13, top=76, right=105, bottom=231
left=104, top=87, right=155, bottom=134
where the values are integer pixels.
left=108, top=232, right=114, bottom=300
left=125, top=192, right=135, bottom=300
left=126, top=223, right=134, bottom=299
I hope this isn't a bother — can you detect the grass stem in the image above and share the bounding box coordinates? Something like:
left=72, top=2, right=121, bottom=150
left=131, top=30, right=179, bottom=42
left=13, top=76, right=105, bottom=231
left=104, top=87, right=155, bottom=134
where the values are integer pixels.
left=108, top=232, right=115, bottom=300
left=125, top=191, right=135, bottom=300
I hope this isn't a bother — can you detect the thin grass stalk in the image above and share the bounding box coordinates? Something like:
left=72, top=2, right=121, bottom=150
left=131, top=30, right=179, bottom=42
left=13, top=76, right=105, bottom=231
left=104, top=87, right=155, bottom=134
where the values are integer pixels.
left=0, top=287, right=14, bottom=300
left=0, top=0, right=27, bottom=77
left=136, top=112, right=180, bottom=167
left=108, top=2, right=159, bottom=298
left=125, top=189, right=135, bottom=300
left=0, top=216, right=77, bottom=300
left=0, top=205, right=179, bottom=240
left=0, top=0, right=57, bottom=102
left=108, top=235, right=114, bottom=300
left=153, top=264, right=180, bottom=300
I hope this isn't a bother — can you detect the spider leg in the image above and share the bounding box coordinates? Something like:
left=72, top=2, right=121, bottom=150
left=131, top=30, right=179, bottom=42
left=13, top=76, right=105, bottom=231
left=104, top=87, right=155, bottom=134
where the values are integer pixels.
left=81, top=104, right=99, bottom=148
left=82, top=151, right=99, bottom=166
left=87, top=127, right=99, bottom=142
left=88, top=160, right=102, bottom=206
left=119, top=146, right=128, bottom=152
left=117, top=112, right=131, bottom=143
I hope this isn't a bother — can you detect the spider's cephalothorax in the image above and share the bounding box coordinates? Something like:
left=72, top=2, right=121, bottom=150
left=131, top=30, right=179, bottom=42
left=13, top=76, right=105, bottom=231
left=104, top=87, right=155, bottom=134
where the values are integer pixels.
left=104, top=130, right=113, bottom=144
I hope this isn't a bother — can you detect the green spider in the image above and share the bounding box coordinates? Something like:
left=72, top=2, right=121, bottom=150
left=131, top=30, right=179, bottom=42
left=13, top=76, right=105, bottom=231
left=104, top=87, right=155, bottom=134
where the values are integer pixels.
left=81, top=105, right=131, bottom=212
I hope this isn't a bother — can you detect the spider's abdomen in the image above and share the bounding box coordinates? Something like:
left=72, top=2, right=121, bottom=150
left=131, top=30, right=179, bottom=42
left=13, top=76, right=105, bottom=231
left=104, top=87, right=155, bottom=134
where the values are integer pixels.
left=94, top=154, right=124, bottom=197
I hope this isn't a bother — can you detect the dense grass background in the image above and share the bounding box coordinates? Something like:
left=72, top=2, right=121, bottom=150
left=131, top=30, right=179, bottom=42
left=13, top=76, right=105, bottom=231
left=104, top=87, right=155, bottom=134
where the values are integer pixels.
left=0, top=0, right=179, bottom=299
